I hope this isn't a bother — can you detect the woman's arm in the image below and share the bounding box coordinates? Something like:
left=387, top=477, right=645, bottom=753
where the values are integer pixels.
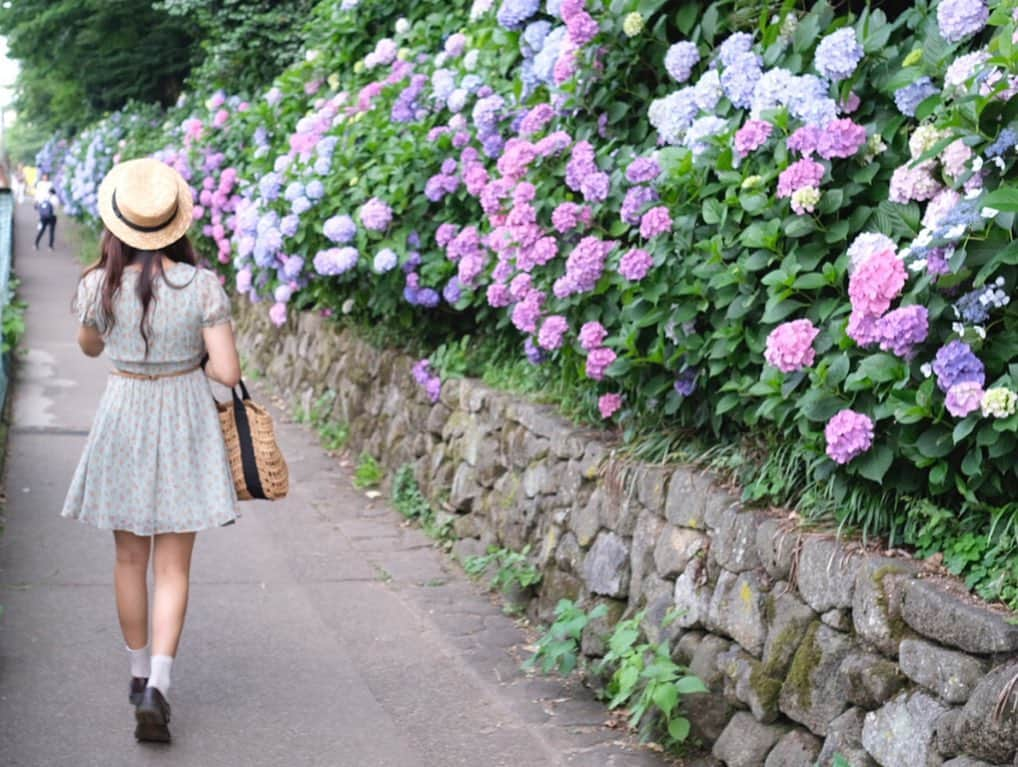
left=77, top=325, right=105, bottom=357
left=202, top=322, right=241, bottom=388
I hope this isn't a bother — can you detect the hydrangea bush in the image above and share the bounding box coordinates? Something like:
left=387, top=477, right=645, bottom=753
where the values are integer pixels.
left=47, top=0, right=1018, bottom=587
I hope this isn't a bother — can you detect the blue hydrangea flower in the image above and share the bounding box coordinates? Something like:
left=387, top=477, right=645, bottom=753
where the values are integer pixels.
left=751, top=68, right=795, bottom=116
left=522, top=20, right=552, bottom=57
left=306, top=180, right=325, bottom=201
left=496, top=0, right=539, bottom=31
left=986, top=128, right=1018, bottom=158
left=533, top=26, right=567, bottom=84
left=814, top=28, right=863, bottom=82
left=693, top=70, right=722, bottom=111
left=937, top=0, right=989, bottom=43
left=786, top=74, right=837, bottom=125
left=718, top=32, right=754, bottom=67
left=648, top=88, right=699, bottom=145
left=684, top=116, right=729, bottom=157
left=280, top=214, right=300, bottom=238
left=665, top=42, right=700, bottom=84
left=292, top=196, right=312, bottom=215
left=282, top=256, right=304, bottom=281
left=373, top=248, right=399, bottom=273
left=324, top=214, right=357, bottom=244
left=313, top=157, right=332, bottom=176
left=894, top=77, right=939, bottom=117
left=258, top=172, right=282, bottom=201
left=284, top=182, right=304, bottom=202
left=720, top=52, right=762, bottom=109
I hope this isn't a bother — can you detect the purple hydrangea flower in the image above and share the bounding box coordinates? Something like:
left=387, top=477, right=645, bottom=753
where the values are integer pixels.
left=359, top=198, right=393, bottom=231
left=626, top=157, right=661, bottom=184
left=674, top=368, right=698, bottom=396
left=524, top=337, right=546, bottom=364
left=876, top=305, right=929, bottom=358
left=825, top=410, right=874, bottom=464
left=443, top=277, right=463, bottom=304
left=932, top=340, right=985, bottom=392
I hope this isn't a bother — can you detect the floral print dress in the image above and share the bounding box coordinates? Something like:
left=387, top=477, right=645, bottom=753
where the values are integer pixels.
left=61, top=262, right=239, bottom=535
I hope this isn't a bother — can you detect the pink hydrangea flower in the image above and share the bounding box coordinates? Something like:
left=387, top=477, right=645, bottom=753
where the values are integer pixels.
left=537, top=315, right=569, bottom=350
left=598, top=393, right=623, bottom=419
left=847, top=311, right=881, bottom=346
left=764, top=319, right=820, bottom=372
left=579, top=321, right=607, bottom=351
left=848, top=250, right=907, bottom=318
left=777, top=158, right=825, bottom=197
left=734, top=119, right=773, bottom=157
left=888, top=160, right=941, bottom=203
left=945, top=381, right=984, bottom=417
left=787, top=125, right=821, bottom=155
left=551, top=202, right=592, bottom=233
left=825, top=409, right=875, bottom=464
left=940, top=139, right=972, bottom=180
left=269, top=302, right=288, bottom=327
left=586, top=347, right=616, bottom=381
left=213, top=109, right=229, bottom=128
left=816, top=119, right=867, bottom=159
left=618, top=248, right=653, bottom=281
left=639, top=206, right=672, bottom=239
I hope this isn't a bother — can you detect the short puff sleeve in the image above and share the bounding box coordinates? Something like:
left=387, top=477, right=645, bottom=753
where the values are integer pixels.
left=198, top=269, right=232, bottom=327
left=74, top=270, right=105, bottom=331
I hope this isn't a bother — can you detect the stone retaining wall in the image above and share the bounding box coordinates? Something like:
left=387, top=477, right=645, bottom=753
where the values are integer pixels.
left=236, top=302, right=1018, bottom=767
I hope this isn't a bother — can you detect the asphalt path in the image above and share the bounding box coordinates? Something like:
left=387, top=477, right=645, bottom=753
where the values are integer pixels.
left=0, top=202, right=669, bottom=767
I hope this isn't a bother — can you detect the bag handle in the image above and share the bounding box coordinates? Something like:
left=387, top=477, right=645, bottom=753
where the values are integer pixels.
left=203, top=353, right=265, bottom=499
left=229, top=379, right=267, bottom=500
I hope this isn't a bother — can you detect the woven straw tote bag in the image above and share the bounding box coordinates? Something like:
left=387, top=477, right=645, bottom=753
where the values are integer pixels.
left=216, top=379, right=289, bottom=501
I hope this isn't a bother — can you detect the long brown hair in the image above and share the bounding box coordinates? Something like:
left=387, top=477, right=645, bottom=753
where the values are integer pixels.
left=80, top=228, right=198, bottom=357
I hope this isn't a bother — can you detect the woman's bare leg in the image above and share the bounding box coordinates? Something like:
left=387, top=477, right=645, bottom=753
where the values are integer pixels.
left=113, top=530, right=151, bottom=650
left=150, top=532, right=197, bottom=657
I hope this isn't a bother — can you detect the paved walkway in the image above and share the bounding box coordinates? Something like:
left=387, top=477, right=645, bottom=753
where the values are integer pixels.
left=0, top=203, right=669, bottom=766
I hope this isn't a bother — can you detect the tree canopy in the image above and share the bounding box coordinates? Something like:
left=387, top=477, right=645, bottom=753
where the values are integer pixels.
left=0, top=0, right=199, bottom=136
left=157, top=0, right=317, bottom=93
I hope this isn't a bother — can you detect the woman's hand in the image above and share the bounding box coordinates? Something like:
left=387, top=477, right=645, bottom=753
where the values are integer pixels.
left=201, top=322, right=241, bottom=388
left=77, top=325, right=105, bottom=357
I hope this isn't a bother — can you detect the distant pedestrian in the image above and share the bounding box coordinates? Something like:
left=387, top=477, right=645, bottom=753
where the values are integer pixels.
left=34, top=172, right=53, bottom=201
left=34, top=188, right=59, bottom=250
left=61, top=158, right=241, bottom=744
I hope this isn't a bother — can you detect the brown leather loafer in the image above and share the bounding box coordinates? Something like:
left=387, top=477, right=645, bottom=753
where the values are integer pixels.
left=129, top=677, right=148, bottom=706
left=134, top=686, right=171, bottom=743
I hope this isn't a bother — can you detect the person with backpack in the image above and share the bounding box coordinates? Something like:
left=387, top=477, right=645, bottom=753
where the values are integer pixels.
left=34, top=188, right=59, bottom=250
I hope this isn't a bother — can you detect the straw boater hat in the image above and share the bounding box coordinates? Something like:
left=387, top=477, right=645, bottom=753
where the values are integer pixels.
left=97, top=158, right=193, bottom=251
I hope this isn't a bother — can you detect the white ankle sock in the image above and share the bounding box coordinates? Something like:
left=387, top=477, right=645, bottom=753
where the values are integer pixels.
left=126, top=642, right=151, bottom=679
left=147, top=655, right=174, bottom=696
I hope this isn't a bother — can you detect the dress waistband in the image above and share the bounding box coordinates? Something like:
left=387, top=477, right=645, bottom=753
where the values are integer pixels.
left=110, top=364, right=202, bottom=381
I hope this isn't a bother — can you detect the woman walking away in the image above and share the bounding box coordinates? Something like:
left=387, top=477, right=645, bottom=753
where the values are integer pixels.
left=34, top=187, right=59, bottom=250
left=61, top=158, right=241, bottom=744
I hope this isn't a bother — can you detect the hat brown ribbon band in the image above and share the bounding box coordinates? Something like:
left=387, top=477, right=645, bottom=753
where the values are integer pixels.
left=111, top=190, right=179, bottom=233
